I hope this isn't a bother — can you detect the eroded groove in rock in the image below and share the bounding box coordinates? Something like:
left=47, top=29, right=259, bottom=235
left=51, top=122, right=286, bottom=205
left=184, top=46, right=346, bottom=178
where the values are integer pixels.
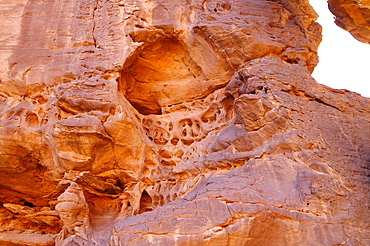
left=0, top=0, right=369, bottom=245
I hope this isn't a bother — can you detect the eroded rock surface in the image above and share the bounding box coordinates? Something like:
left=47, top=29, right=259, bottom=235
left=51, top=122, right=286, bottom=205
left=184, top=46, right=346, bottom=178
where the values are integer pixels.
left=328, top=0, right=370, bottom=44
left=0, top=0, right=369, bottom=245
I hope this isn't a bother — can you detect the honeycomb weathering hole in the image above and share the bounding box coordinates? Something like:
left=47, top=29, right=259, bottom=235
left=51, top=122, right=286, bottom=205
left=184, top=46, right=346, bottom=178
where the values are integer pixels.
left=119, top=38, right=203, bottom=115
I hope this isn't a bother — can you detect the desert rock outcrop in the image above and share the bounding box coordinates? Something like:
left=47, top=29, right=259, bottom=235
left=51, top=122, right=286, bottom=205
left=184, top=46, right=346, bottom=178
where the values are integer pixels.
left=0, top=0, right=369, bottom=245
left=328, top=0, right=370, bottom=44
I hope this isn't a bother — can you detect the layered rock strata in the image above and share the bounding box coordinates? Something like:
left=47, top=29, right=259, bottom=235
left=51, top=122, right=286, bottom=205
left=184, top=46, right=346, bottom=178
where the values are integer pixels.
left=0, top=0, right=369, bottom=245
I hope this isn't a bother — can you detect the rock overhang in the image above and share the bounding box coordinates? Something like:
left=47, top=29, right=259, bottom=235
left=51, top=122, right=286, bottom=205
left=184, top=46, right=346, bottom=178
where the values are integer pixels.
left=118, top=27, right=233, bottom=115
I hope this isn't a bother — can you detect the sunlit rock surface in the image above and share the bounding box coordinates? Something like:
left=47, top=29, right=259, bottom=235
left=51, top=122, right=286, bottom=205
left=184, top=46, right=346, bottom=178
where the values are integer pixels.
left=0, top=0, right=369, bottom=245
left=328, top=0, right=370, bottom=44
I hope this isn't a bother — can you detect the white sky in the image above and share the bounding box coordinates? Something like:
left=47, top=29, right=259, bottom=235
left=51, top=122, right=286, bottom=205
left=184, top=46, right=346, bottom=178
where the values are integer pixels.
left=309, top=0, right=370, bottom=98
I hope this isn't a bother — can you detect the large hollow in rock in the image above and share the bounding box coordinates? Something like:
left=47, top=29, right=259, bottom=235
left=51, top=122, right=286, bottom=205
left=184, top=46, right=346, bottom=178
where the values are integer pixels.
left=118, top=31, right=233, bottom=115
left=119, top=38, right=202, bottom=115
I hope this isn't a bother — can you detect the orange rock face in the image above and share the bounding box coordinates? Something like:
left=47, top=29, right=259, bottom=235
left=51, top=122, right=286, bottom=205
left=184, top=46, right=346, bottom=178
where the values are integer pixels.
left=328, top=0, right=370, bottom=44
left=0, top=0, right=369, bottom=245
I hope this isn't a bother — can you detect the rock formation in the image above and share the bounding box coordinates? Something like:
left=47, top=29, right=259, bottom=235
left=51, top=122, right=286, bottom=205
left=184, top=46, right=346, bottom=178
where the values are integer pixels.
left=328, top=0, right=370, bottom=44
left=0, top=0, right=369, bottom=245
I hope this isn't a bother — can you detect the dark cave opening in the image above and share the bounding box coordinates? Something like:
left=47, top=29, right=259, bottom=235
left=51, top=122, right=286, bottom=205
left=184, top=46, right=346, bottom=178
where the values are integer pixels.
left=139, top=190, right=153, bottom=214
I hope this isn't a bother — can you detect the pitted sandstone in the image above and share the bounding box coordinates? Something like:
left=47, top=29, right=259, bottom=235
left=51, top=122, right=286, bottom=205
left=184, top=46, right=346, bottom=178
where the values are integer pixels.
left=0, top=0, right=369, bottom=246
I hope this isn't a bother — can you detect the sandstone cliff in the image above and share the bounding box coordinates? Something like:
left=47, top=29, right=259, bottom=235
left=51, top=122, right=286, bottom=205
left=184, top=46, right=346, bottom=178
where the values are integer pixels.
left=0, top=0, right=369, bottom=245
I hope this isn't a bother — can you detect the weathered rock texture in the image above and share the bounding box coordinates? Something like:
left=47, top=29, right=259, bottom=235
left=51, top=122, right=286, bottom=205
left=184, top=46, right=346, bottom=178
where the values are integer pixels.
left=328, top=0, right=370, bottom=44
left=0, top=0, right=369, bottom=245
